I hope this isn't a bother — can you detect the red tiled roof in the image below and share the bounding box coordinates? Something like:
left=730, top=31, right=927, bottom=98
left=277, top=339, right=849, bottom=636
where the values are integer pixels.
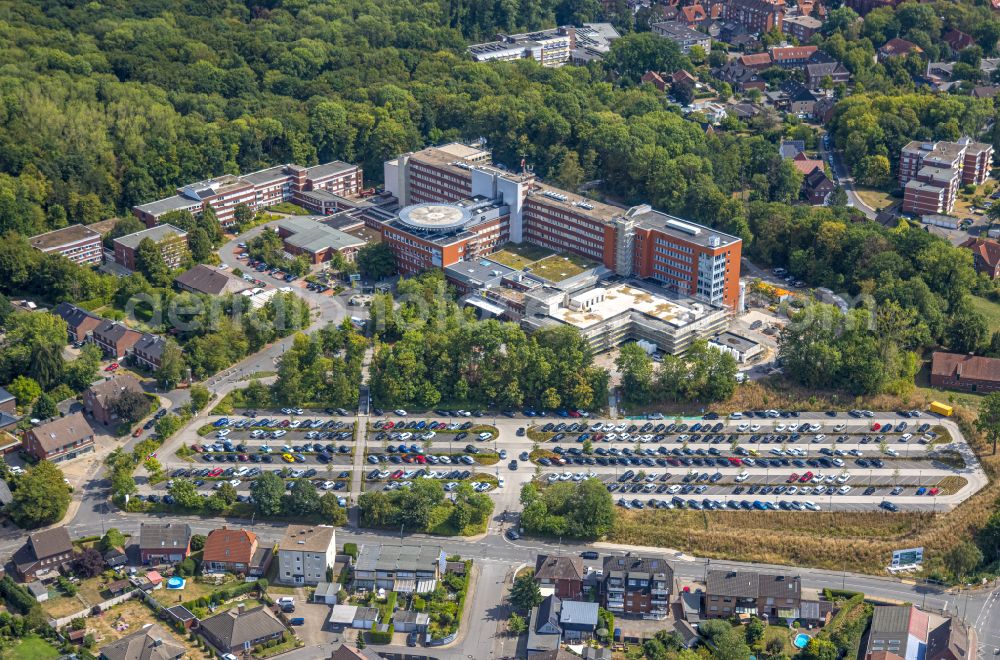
left=880, top=38, right=922, bottom=56
left=681, top=4, right=707, bottom=22
left=961, top=237, right=1000, bottom=269
left=771, top=45, right=818, bottom=61
left=791, top=158, right=824, bottom=175
left=740, top=53, right=772, bottom=67
left=202, top=527, right=257, bottom=565
left=932, top=352, right=1000, bottom=384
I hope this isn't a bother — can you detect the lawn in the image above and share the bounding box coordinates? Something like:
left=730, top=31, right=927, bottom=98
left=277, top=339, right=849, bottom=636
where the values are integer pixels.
left=151, top=575, right=237, bottom=607
left=762, top=625, right=796, bottom=657
left=529, top=252, right=597, bottom=282
left=852, top=186, right=894, bottom=212
left=2, top=634, right=60, bottom=660
left=970, top=295, right=1000, bottom=327
left=86, top=599, right=212, bottom=659
left=487, top=243, right=554, bottom=270
left=40, top=592, right=87, bottom=618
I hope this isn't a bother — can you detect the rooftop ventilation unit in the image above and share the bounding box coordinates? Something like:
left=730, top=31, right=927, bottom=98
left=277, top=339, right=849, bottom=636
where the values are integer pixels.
left=665, top=218, right=702, bottom=235
left=578, top=202, right=594, bottom=210
left=542, top=191, right=569, bottom=202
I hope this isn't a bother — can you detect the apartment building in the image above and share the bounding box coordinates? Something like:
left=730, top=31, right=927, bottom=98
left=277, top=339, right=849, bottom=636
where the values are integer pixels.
left=705, top=570, right=806, bottom=620
left=900, top=138, right=993, bottom=215
left=29, top=224, right=103, bottom=265
left=52, top=302, right=102, bottom=343
left=133, top=161, right=363, bottom=227
left=353, top=543, right=447, bottom=594
left=726, top=0, right=785, bottom=34
left=83, top=374, right=144, bottom=426
left=534, top=555, right=585, bottom=599
left=112, top=224, right=189, bottom=272
left=782, top=14, right=822, bottom=41
left=277, top=525, right=336, bottom=586
left=601, top=555, right=673, bottom=619
left=651, top=22, right=712, bottom=54
left=90, top=320, right=144, bottom=359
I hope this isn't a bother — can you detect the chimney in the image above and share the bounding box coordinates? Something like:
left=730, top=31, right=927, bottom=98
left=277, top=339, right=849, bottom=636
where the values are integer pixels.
left=237, top=603, right=246, bottom=614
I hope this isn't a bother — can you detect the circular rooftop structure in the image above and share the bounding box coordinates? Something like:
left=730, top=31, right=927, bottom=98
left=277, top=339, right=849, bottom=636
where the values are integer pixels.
left=397, top=203, right=472, bottom=232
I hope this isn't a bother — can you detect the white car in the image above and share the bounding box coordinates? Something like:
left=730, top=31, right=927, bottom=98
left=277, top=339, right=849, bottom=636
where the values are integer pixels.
left=271, top=430, right=286, bottom=438
left=837, top=485, right=851, bottom=494
left=885, top=448, right=899, bottom=457
left=808, top=423, right=822, bottom=432
left=750, top=424, right=761, bottom=432
left=812, top=434, right=826, bottom=443
left=737, top=424, right=749, bottom=432
left=833, top=424, right=846, bottom=432
left=478, top=432, right=492, bottom=440
left=216, top=429, right=231, bottom=437
left=803, top=501, right=821, bottom=511
left=786, top=486, right=798, bottom=495
left=229, top=479, right=241, bottom=487
left=836, top=473, right=851, bottom=483
left=775, top=424, right=786, bottom=432
left=900, top=433, right=913, bottom=443
left=394, top=409, right=408, bottom=416
left=735, top=471, right=750, bottom=482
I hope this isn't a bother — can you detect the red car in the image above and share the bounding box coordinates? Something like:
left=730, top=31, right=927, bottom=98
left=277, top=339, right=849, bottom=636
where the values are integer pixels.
left=391, top=470, right=404, bottom=479
left=871, top=422, right=881, bottom=431
left=105, top=363, right=119, bottom=372
left=568, top=410, right=581, bottom=418
left=208, top=468, right=224, bottom=477
left=132, top=428, right=143, bottom=437
left=799, top=471, right=814, bottom=483
left=728, top=457, right=743, bottom=466
left=191, top=444, right=202, bottom=453
left=928, top=487, right=940, bottom=496
left=787, top=473, right=799, bottom=483
left=413, top=455, right=427, bottom=464
left=384, top=421, right=395, bottom=429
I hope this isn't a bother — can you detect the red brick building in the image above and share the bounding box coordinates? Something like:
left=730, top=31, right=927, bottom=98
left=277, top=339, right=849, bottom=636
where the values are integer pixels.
left=726, top=0, right=784, bottom=34
left=139, top=523, right=192, bottom=565
left=52, top=303, right=103, bottom=344
left=134, top=162, right=363, bottom=228
left=202, top=527, right=272, bottom=577
left=961, top=237, right=1000, bottom=279
left=29, top=225, right=103, bottom=266
left=601, top=556, right=673, bottom=619
left=90, top=320, right=143, bottom=359
left=112, top=224, right=188, bottom=272
left=534, top=555, right=585, bottom=600
left=900, top=138, right=993, bottom=216
left=930, top=351, right=1000, bottom=393
left=22, top=412, right=95, bottom=463
left=83, top=375, right=144, bottom=426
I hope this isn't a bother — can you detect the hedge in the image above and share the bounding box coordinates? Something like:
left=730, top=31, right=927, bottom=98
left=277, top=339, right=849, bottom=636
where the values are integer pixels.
left=368, top=623, right=393, bottom=644
left=0, top=576, right=38, bottom=614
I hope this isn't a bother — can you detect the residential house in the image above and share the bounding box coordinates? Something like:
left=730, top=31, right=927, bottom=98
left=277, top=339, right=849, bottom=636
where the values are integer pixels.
left=971, top=85, right=1000, bottom=99
left=806, top=61, right=850, bottom=88
left=782, top=82, right=823, bottom=116
left=353, top=543, right=446, bottom=593
left=112, top=224, right=188, bottom=272
left=90, top=320, right=143, bottom=359
left=202, top=527, right=272, bottom=577
left=738, top=52, right=773, bottom=70
left=51, top=302, right=102, bottom=343
left=716, top=61, right=767, bottom=91
left=930, top=351, right=1000, bottom=393
left=0, top=387, right=13, bottom=416
left=705, top=570, right=802, bottom=620
left=961, top=237, right=1000, bottom=279
left=878, top=37, right=923, bottom=61
left=782, top=14, right=821, bottom=41
left=132, top=333, right=168, bottom=371
left=139, top=522, right=192, bottom=564
left=601, top=555, right=673, bottom=619
left=651, top=22, right=712, bottom=54
left=392, top=610, right=430, bottom=633
left=926, top=616, right=973, bottom=660
left=527, top=595, right=564, bottom=654
left=779, top=140, right=805, bottom=159
left=641, top=71, right=668, bottom=91
left=678, top=4, right=709, bottom=27
left=944, top=29, right=975, bottom=52
left=199, top=604, right=287, bottom=655
left=771, top=45, right=818, bottom=67
left=98, top=624, right=185, bottom=660
left=22, top=412, right=95, bottom=463
left=277, top=524, right=336, bottom=586
left=864, top=605, right=930, bottom=660
left=330, top=644, right=382, bottom=660
left=790, top=151, right=825, bottom=176
left=729, top=102, right=763, bottom=120
left=165, top=605, right=198, bottom=631
left=0, top=480, right=12, bottom=508
left=559, top=600, right=599, bottom=640
left=803, top=168, right=835, bottom=204
left=812, top=96, right=838, bottom=123
left=534, top=554, right=585, bottom=599
left=83, top=374, right=145, bottom=426
left=174, top=264, right=252, bottom=296
left=529, top=650, right=591, bottom=660
left=727, top=0, right=785, bottom=34
left=29, top=224, right=103, bottom=266
left=13, top=526, right=74, bottom=581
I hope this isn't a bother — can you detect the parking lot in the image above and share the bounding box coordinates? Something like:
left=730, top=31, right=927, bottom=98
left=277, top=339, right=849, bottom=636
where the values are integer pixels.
left=150, top=407, right=981, bottom=513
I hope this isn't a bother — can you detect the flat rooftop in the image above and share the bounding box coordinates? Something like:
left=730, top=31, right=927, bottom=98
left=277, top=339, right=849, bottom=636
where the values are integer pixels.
left=550, top=283, right=713, bottom=329
left=634, top=209, right=742, bottom=249
left=29, top=224, right=101, bottom=250
left=529, top=252, right=599, bottom=282
left=113, top=224, right=187, bottom=249
left=527, top=184, right=622, bottom=223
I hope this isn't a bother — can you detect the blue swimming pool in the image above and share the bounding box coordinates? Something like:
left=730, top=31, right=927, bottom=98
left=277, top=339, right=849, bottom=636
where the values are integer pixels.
left=794, top=633, right=812, bottom=649
left=166, top=577, right=185, bottom=590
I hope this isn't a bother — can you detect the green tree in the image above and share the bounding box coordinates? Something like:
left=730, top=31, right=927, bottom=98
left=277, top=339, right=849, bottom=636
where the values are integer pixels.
left=111, top=389, right=150, bottom=424
left=319, top=492, right=348, bottom=525
left=135, top=237, right=171, bottom=287
left=746, top=617, right=765, bottom=644
left=189, top=384, right=211, bottom=412
left=155, top=413, right=182, bottom=440
left=358, top=490, right=393, bottom=527
left=31, top=392, right=58, bottom=420
left=510, top=572, right=543, bottom=611
left=7, top=375, right=41, bottom=410
left=10, top=460, right=71, bottom=528
left=617, top=342, right=654, bottom=404
left=944, top=540, right=983, bottom=580
left=283, top=479, right=321, bottom=515
left=29, top=342, right=64, bottom=390
left=169, top=479, right=204, bottom=508
left=250, top=471, right=285, bottom=516
left=802, top=638, right=839, bottom=660
left=556, top=151, right=585, bottom=191
left=151, top=338, right=182, bottom=389
left=99, top=528, right=127, bottom=552
left=356, top=242, right=396, bottom=281
left=976, top=392, right=1000, bottom=455
left=507, top=612, right=527, bottom=635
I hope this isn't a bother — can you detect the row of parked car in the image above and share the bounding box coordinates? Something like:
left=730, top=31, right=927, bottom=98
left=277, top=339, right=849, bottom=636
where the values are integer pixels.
left=366, top=468, right=474, bottom=481
left=619, top=497, right=825, bottom=511
left=214, top=417, right=351, bottom=431
left=373, top=419, right=479, bottom=431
